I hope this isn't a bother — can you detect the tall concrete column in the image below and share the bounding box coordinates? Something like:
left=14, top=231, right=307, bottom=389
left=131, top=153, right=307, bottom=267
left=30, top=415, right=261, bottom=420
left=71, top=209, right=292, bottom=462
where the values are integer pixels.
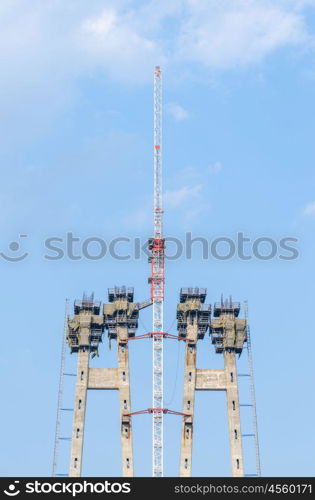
left=69, top=348, right=90, bottom=477
left=180, top=325, right=197, bottom=477
left=210, top=299, right=247, bottom=477
left=67, top=295, right=104, bottom=477
left=103, top=287, right=151, bottom=477
left=177, top=288, right=211, bottom=477
left=117, top=327, right=133, bottom=476
left=224, top=351, right=244, bottom=477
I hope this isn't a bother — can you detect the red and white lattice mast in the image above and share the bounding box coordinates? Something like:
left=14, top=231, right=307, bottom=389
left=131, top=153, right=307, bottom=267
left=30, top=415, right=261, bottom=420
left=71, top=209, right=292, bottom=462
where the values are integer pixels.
left=148, top=66, right=165, bottom=477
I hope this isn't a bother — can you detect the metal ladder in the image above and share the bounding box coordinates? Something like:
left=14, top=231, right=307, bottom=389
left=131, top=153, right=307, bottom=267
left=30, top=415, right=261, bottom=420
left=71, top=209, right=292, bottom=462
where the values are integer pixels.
left=52, top=299, right=74, bottom=477
left=242, top=300, right=261, bottom=477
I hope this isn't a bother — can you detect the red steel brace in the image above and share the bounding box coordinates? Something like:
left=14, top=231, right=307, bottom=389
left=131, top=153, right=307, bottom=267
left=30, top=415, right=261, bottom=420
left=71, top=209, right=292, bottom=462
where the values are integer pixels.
left=124, top=408, right=189, bottom=417
left=127, top=332, right=186, bottom=341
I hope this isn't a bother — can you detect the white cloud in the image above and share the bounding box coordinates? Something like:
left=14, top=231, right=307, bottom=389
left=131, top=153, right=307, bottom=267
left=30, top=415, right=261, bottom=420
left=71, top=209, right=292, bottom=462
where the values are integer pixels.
left=0, top=0, right=313, bottom=95
left=290, top=0, right=315, bottom=7
left=78, top=1, right=313, bottom=75
left=83, top=9, right=116, bottom=36
left=164, top=184, right=202, bottom=208
left=176, top=0, right=309, bottom=69
left=209, top=161, right=223, bottom=174
left=0, top=0, right=314, bottom=148
left=167, top=103, right=189, bottom=121
left=303, top=201, right=315, bottom=215
left=79, top=8, right=164, bottom=83
left=0, top=1, right=313, bottom=87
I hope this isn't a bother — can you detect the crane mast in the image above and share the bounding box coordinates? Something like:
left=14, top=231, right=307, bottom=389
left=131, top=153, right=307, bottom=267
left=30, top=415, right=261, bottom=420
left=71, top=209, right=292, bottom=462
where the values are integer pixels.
left=149, top=66, right=165, bottom=477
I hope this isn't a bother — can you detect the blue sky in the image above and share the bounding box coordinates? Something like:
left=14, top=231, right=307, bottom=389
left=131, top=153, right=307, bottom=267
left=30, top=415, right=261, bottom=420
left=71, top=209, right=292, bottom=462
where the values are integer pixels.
left=1, top=0, right=315, bottom=477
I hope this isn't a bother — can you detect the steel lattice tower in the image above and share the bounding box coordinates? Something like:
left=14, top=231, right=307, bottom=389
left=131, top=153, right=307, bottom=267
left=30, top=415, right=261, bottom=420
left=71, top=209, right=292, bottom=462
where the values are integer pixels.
left=149, top=66, right=165, bottom=477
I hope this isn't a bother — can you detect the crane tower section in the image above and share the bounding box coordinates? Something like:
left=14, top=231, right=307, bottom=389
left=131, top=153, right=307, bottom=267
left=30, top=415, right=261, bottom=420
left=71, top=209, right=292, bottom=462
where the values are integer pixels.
left=148, top=66, right=165, bottom=477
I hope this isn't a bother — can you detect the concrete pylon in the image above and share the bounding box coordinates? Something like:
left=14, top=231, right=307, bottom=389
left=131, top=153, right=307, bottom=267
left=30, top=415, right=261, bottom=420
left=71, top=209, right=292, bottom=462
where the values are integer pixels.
left=179, top=324, right=197, bottom=476
left=178, top=292, right=247, bottom=477
left=224, top=351, right=244, bottom=476
left=115, top=325, right=133, bottom=477
left=67, top=288, right=151, bottom=477
left=103, top=287, right=152, bottom=476
left=69, top=350, right=89, bottom=476
left=177, top=288, right=211, bottom=477
left=210, top=298, right=247, bottom=477
left=67, top=294, right=103, bottom=477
